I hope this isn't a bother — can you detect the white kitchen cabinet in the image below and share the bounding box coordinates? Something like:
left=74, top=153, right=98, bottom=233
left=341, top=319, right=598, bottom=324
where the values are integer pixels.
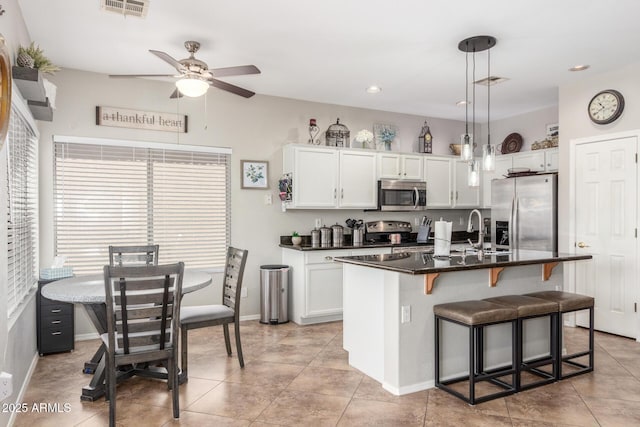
left=377, top=153, right=423, bottom=180
left=424, top=156, right=479, bottom=208
left=544, top=148, right=559, bottom=171
left=282, top=247, right=391, bottom=325
left=512, top=150, right=546, bottom=172
left=481, top=156, right=512, bottom=208
left=424, top=156, right=453, bottom=208
left=283, top=144, right=377, bottom=209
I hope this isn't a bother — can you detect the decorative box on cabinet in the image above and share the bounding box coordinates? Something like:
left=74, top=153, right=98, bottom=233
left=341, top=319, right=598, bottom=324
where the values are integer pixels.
left=12, top=66, right=54, bottom=121
left=37, top=279, right=75, bottom=355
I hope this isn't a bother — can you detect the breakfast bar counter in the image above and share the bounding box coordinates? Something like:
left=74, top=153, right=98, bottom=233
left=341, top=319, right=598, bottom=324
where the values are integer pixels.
left=332, top=250, right=591, bottom=396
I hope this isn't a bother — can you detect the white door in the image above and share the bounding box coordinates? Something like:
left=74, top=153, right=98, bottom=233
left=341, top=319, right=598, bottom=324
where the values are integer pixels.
left=574, top=136, right=637, bottom=337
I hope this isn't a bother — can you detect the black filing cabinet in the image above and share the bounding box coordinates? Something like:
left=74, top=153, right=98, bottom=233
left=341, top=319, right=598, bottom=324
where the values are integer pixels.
left=37, top=279, right=75, bottom=355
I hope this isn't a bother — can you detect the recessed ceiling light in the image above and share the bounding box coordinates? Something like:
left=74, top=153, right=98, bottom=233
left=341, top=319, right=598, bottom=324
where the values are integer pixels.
left=569, top=64, right=590, bottom=72
left=366, top=85, right=382, bottom=94
left=456, top=100, right=470, bottom=106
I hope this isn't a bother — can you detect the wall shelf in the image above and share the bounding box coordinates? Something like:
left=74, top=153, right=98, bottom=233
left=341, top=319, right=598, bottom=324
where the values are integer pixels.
left=12, top=66, right=53, bottom=121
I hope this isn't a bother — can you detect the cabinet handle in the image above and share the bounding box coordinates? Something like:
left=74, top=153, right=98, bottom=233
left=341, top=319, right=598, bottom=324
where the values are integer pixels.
left=51, top=320, right=62, bottom=324
left=540, top=164, right=544, bottom=168
left=334, top=188, right=337, bottom=199
left=547, top=163, right=551, bottom=167
left=50, top=309, right=62, bottom=313
left=51, top=332, right=62, bottom=336
left=456, top=191, right=459, bottom=201
left=341, top=188, right=344, bottom=199
left=325, top=256, right=333, bottom=261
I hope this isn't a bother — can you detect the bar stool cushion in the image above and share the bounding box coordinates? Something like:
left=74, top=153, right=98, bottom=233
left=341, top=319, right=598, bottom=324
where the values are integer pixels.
left=484, top=295, right=558, bottom=317
left=523, top=291, right=594, bottom=312
left=434, top=300, right=518, bottom=325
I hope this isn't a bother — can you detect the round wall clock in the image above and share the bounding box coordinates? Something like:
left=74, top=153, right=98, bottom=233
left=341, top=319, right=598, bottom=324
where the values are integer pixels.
left=588, top=89, right=624, bottom=124
left=0, top=33, right=12, bottom=148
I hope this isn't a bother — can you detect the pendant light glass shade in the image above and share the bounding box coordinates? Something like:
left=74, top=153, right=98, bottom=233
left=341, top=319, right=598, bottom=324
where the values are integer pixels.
left=482, top=143, right=496, bottom=171
left=467, top=160, right=480, bottom=187
left=461, top=134, right=473, bottom=161
left=175, top=76, right=209, bottom=97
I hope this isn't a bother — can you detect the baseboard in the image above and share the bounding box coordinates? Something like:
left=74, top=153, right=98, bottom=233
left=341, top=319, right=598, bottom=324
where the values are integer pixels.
left=239, top=314, right=261, bottom=321
left=382, top=379, right=434, bottom=396
left=8, top=352, right=39, bottom=427
left=75, top=332, right=99, bottom=341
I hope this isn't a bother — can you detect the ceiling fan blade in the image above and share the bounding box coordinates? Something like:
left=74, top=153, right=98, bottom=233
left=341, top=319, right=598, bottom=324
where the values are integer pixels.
left=170, top=89, right=183, bottom=99
left=109, top=74, right=177, bottom=78
left=210, top=65, right=261, bottom=78
left=209, top=78, right=255, bottom=98
left=149, top=49, right=187, bottom=73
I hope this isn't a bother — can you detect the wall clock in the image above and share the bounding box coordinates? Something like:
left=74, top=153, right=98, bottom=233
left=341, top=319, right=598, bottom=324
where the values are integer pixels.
left=0, top=33, right=11, bottom=148
left=588, top=89, right=624, bottom=124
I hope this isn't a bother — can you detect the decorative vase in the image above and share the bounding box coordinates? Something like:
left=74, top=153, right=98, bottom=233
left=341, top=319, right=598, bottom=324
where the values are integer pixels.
left=385, top=141, right=391, bottom=151
left=292, top=236, right=302, bottom=245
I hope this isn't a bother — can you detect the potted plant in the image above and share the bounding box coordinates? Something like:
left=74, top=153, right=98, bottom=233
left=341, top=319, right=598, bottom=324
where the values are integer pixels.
left=16, top=42, right=60, bottom=74
left=291, top=231, right=302, bottom=245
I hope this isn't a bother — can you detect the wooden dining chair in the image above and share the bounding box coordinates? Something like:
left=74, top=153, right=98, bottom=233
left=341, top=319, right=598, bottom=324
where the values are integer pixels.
left=109, top=244, right=160, bottom=267
left=103, top=262, right=184, bottom=426
left=180, top=247, right=248, bottom=377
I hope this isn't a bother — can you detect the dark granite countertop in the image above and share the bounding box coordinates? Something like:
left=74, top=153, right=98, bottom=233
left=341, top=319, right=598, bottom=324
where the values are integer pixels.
left=332, top=250, right=592, bottom=275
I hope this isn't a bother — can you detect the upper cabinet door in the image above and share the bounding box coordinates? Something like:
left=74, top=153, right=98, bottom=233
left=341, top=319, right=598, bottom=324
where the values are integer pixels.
left=377, top=153, right=402, bottom=179
left=425, top=157, right=453, bottom=208
left=512, top=151, right=546, bottom=173
left=545, top=148, right=559, bottom=171
left=401, top=155, right=424, bottom=180
left=454, top=160, right=480, bottom=208
left=339, top=151, right=377, bottom=208
left=292, top=147, right=338, bottom=208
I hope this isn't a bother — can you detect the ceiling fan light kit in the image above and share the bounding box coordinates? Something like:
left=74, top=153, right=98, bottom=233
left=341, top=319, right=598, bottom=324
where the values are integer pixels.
left=109, top=40, right=260, bottom=99
left=175, top=75, right=209, bottom=97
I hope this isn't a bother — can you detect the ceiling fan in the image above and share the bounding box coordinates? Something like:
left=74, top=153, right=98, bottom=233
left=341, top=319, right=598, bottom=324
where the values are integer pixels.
left=109, top=40, right=260, bottom=98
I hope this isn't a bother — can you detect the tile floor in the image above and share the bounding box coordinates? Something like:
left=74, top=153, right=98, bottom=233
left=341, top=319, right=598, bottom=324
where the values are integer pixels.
left=13, top=320, right=640, bottom=426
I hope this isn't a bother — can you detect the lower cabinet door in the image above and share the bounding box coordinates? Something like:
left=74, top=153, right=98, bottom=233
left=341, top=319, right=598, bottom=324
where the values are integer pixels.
left=304, top=263, right=343, bottom=318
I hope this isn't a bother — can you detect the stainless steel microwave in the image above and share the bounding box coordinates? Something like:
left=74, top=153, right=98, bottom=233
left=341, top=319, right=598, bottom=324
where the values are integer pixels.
left=377, top=179, right=427, bottom=211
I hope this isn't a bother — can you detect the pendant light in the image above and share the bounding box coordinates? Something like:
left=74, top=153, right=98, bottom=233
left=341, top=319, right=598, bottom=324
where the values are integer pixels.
left=482, top=43, right=496, bottom=171
left=458, top=36, right=497, bottom=181
left=460, top=47, right=473, bottom=161
left=468, top=159, right=480, bottom=187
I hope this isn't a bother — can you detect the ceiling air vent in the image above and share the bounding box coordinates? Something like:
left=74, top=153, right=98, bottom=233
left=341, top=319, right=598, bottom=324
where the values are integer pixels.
left=102, top=0, right=149, bottom=18
left=474, top=76, right=509, bottom=86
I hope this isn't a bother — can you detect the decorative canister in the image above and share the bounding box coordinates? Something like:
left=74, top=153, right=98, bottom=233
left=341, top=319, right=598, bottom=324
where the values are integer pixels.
left=319, top=225, right=332, bottom=247
left=325, top=118, right=350, bottom=147
left=331, top=223, right=344, bottom=247
left=311, top=228, right=320, bottom=247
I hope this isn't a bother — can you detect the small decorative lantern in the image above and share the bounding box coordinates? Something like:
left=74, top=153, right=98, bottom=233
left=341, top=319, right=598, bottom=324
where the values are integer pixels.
left=325, top=118, right=350, bottom=147
left=419, top=121, right=432, bottom=153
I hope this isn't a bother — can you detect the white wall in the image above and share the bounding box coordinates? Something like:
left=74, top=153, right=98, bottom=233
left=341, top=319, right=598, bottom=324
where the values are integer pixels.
left=558, top=62, right=640, bottom=251
left=489, top=105, right=558, bottom=153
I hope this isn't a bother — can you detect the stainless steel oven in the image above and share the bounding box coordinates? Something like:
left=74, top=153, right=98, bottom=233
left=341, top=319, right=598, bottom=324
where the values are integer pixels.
left=377, top=179, right=427, bottom=211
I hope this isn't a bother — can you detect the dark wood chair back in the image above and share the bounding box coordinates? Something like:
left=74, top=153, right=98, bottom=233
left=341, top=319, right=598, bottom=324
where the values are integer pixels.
left=222, top=247, right=248, bottom=315
left=109, top=244, right=160, bottom=267
left=103, top=262, right=183, bottom=355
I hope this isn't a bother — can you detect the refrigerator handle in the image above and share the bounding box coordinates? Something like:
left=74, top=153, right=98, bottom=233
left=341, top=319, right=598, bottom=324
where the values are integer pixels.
left=509, top=197, right=516, bottom=250
left=513, top=197, right=520, bottom=249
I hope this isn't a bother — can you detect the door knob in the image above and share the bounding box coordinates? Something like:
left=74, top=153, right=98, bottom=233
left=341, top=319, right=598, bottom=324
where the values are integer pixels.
left=577, top=241, right=590, bottom=248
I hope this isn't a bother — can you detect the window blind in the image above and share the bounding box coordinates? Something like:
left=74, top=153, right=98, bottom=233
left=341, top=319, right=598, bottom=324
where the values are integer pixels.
left=7, top=107, right=39, bottom=316
left=53, top=139, right=231, bottom=274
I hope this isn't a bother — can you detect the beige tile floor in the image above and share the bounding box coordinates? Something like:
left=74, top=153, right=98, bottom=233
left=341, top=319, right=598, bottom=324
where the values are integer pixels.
left=13, top=320, right=640, bottom=426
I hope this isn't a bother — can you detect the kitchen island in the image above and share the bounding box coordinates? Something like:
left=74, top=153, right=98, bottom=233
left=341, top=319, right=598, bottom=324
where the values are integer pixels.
left=333, top=250, right=591, bottom=395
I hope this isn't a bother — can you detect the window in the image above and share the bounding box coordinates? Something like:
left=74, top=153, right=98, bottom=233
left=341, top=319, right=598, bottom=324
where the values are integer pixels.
left=6, top=106, right=39, bottom=316
left=53, top=137, right=231, bottom=275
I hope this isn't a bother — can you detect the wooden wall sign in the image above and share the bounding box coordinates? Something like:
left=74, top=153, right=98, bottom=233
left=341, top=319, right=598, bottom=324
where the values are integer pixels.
left=96, top=106, right=188, bottom=133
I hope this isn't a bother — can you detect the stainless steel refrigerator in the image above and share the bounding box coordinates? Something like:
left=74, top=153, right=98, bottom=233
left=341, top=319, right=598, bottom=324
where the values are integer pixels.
left=491, top=173, right=558, bottom=251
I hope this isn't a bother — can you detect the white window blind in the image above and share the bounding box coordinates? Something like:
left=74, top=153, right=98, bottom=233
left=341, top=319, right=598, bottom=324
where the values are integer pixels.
left=7, top=107, right=39, bottom=316
left=53, top=138, right=230, bottom=274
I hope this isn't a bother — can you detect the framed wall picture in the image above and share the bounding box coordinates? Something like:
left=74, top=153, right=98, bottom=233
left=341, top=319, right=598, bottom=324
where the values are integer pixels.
left=241, top=160, right=268, bottom=189
left=546, top=123, right=559, bottom=138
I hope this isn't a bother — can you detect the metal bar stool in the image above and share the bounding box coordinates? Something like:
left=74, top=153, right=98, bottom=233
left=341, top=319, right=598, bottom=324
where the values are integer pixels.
left=524, top=291, right=594, bottom=380
left=434, top=300, right=518, bottom=404
left=484, top=295, right=559, bottom=391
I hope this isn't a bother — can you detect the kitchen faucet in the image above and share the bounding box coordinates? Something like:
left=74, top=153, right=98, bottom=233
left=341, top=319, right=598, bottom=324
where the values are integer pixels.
left=467, top=209, right=484, bottom=257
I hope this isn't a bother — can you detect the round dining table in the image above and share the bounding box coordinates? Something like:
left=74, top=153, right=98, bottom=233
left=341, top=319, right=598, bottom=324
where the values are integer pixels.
left=41, top=269, right=212, bottom=401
